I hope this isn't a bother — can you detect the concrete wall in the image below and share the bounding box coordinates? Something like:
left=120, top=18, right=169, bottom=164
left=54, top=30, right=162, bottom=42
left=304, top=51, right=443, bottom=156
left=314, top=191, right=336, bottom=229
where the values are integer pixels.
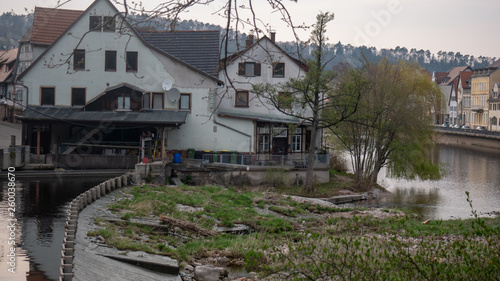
left=434, top=131, right=500, bottom=150
left=56, top=154, right=137, bottom=169
left=0, top=146, right=30, bottom=170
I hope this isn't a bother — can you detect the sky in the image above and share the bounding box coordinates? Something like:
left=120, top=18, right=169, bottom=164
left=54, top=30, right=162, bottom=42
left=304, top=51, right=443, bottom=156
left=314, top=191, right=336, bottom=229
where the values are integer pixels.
left=3, top=0, right=499, bottom=58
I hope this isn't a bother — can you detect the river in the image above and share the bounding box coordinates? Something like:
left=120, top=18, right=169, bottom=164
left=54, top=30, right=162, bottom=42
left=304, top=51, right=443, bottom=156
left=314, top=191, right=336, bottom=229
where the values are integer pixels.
left=347, top=144, right=500, bottom=220
left=0, top=171, right=122, bottom=281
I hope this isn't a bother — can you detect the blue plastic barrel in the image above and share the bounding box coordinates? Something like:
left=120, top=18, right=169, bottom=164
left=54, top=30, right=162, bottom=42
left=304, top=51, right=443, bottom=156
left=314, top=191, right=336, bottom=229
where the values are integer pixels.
left=173, top=153, right=181, bottom=163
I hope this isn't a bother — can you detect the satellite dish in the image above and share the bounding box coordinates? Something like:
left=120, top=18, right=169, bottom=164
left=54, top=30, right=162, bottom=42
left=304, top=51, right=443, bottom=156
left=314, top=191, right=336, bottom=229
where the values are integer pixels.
left=162, top=79, right=173, bottom=91
left=166, top=88, right=181, bottom=102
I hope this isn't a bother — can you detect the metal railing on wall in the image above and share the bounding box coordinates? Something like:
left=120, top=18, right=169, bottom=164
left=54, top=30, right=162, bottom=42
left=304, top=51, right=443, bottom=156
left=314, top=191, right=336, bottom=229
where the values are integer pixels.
left=201, top=153, right=330, bottom=168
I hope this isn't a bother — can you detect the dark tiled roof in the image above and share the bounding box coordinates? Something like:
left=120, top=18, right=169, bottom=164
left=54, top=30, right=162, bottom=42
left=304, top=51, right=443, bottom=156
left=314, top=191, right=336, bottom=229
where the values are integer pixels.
left=18, top=106, right=188, bottom=126
left=30, top=7, right=83, bottom=45
left=139, top=30, right=220, bottom=77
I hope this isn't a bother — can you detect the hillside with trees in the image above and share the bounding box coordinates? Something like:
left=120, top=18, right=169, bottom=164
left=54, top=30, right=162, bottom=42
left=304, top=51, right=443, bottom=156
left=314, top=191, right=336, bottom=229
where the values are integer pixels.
left=0, top=12, right=496, bottom=73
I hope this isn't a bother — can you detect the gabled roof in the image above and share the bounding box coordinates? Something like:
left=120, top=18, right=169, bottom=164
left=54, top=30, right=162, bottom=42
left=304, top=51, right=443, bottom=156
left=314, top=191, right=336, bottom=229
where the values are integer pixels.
left=0, top=48, right=18, bottom=83
left=220, top=35, right=308, bottom=72
left=440, top=66, right=473, bottom=86
left=434, top=72, right=448, bottom=84
left=458, top=71, right=473, bottom=89
left=18, top=0, right=222, bottom=84
left=139, top=30, right=220, bottom=77
left=24, top=7, right=83, bottom=45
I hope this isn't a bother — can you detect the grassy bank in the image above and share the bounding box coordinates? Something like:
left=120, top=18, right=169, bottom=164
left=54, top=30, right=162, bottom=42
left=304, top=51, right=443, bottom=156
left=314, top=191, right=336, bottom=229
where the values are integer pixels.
left=88, top=182, right=500, bottom=280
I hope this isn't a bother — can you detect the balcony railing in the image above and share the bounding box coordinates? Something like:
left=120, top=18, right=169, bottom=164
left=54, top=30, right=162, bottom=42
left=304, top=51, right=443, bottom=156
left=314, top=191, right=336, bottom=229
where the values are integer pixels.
left=201, top=153, right=330, bottom=168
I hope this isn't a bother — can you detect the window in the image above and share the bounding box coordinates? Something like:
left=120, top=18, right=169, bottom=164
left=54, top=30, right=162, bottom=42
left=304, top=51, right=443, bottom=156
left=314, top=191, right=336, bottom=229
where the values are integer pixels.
left=292, top=135, right=302, bottom=152
left=259, top=135, right=269, bottom=152
left=71, top=88, right=86, bottom=106
left=238, top=62, right=261, bottom=76
left=179, top=93, right=191, bottom=110
left=73, top=49, right=85, bottom=71
left=152, top=93, right=164, bottom=109
left=105, top=50, right=116, bottom=71
left=117, top=96, right=130, bottom=110
left=273, top=63, right=285, bottom=78
left=235, top=91, right=249, bottom=107
left=278, top=92, right=293, bottom=109
left=126, top=51, right=138, bottom=72
left=41, top=87, right=55, bottom=106
left=90, top=16, right=115, bottom=32
left=89, top=16, right=101, bottom=31
left=103, top=16, right=115, bottom=32
left=142, top=93, right=150, bottom=109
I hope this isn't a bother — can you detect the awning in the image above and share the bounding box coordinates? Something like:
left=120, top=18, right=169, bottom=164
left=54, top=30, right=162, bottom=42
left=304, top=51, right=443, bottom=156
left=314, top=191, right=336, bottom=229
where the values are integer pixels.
left=17, top=106, right=187, bottom=126
left=217, top=109, right=302, bottom=124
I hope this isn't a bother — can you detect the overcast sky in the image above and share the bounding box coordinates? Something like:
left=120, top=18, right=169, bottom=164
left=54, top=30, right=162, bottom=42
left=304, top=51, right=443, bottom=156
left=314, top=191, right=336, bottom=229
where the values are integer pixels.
left=3, top=0, right=499, bottom=58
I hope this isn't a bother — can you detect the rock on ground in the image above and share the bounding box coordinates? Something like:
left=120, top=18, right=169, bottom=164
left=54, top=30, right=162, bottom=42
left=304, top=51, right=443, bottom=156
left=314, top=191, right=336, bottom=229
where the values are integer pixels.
left=194, top=265, right=228, bottom=281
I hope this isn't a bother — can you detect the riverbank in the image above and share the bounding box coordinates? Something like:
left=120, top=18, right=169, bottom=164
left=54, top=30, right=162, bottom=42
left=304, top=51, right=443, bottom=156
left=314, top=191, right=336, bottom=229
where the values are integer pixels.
left=76, top=181, right=499, bottom=281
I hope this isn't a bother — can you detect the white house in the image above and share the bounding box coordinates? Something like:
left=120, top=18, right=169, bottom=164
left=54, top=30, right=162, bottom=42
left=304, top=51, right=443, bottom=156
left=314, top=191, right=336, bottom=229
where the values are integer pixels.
left=17, top=0, right=221, bottom=163
left=214, top=35, right=315, bottom=160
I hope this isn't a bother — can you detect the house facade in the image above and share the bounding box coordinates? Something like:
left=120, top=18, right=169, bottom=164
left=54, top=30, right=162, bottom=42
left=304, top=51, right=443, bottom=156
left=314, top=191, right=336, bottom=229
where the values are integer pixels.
left=491, top=83, right=500, bottom=132
left=470, top=67, right=500, bottom=129
left=0, top=48, right=21, bottom=122
left=216, top=35, right=315, bottom=160
left=434, top=66, right=473, bottom=125
left=17, top=0, right=221, bottom=162
left=457, top=71, right=473, bottom=126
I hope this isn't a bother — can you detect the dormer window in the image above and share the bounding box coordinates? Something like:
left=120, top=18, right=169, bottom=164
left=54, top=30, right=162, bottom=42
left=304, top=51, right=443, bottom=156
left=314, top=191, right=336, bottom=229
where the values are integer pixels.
left=117, top=96, right=130, bottom=110
left=89, top=16, right=115, bottom=32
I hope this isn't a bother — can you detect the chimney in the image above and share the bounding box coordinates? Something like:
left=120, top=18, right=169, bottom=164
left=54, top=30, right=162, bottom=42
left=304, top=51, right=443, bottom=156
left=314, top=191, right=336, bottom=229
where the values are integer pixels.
left=245, top=35, right=254, bottom=48
left=270, top=32, right=276, bottom=43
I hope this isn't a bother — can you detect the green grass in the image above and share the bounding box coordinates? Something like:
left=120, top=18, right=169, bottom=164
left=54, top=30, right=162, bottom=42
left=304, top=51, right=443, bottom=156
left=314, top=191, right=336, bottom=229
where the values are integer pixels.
left=91, top=183, right=500, bottom=280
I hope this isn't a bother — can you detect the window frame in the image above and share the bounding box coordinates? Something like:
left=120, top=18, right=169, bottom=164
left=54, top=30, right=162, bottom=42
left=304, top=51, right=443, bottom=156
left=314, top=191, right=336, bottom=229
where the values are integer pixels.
left=40, top=87, right=55, bottom=106
left=73, top=49, right=85, bottom=71
left=238, top=62, right=261, bottom=76
left=273, top=62, right=285, bottom=78
left=103, top=16, right=115, bottom=32
left=259, top=134, right=270, bottom=152
left=71, top=88, right=86, bottom=107
left=89, top=16, right=102, bottom=31
left=235, top=91, right=249, bottom=107
left=179, top=93, right=191, bottom=111
left=116, top=96, right=131, bottom=111
left=105, top=50, right=117, bottom=72
left=126, top=51, right=138, bottom=72
left=152, top=92, right=164, bottom=110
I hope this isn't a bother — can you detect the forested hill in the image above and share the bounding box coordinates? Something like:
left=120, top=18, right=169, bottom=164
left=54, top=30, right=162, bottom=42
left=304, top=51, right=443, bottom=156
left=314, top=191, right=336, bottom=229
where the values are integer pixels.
left=1, top=12, right=496, bottom=73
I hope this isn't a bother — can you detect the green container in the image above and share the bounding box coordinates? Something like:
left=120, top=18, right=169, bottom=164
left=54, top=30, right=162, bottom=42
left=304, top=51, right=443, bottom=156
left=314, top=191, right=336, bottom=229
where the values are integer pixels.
left=187, top=148, right=195, bottom=159
left=230, top=151, right=238, bottom=164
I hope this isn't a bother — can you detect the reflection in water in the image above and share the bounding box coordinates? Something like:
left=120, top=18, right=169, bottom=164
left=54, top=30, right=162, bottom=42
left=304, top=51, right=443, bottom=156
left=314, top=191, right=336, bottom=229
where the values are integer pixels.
left=0, top=173, right=117, bottom=281
left=348, top=144, right=500, bottom=220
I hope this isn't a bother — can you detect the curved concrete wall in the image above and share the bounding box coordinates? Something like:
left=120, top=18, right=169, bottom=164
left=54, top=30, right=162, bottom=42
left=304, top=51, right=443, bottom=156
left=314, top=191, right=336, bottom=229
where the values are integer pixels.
left=58, top=173, right=134, bottom=281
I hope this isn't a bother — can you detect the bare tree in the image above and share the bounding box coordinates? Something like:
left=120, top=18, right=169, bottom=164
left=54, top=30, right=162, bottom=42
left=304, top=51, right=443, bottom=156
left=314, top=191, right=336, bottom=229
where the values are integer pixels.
left=253, top=12, right=363, bottom=192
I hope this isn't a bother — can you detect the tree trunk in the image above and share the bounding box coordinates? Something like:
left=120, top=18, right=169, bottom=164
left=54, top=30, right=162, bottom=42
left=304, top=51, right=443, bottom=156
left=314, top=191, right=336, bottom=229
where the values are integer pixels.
left=304, top=117, right=320, bottom=192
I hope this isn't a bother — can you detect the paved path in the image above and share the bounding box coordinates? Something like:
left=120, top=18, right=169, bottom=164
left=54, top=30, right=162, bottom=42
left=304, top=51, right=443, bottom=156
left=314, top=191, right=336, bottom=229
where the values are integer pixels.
left=0, top=121, right=22, bottom=148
